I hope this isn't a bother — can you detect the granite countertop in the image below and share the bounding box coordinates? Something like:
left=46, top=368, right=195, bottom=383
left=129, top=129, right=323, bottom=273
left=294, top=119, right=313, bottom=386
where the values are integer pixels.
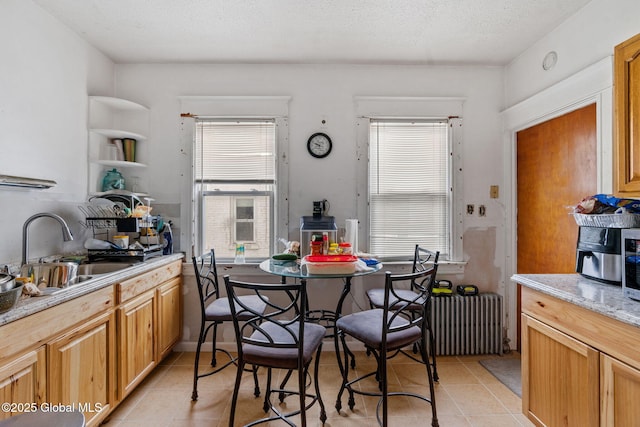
left=511, top=273, right=640, bottom=328
left=0, top=253, right=184, bottom=327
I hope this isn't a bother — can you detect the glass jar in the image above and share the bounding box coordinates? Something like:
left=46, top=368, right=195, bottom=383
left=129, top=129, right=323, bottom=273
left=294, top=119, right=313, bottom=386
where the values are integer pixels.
left=101, top=168, right=125, bottom=192
left=339, top=242, right=352, bottom=255
left=310, top=241, right=323, bottom=256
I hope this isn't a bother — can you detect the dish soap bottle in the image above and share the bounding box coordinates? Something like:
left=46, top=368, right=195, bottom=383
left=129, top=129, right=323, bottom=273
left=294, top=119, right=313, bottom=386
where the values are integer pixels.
left=101, top=168, right=125, bottom=192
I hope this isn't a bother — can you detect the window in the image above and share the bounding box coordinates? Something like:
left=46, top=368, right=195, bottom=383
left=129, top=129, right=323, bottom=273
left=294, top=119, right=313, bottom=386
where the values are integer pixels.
left=194, top=119, right=276, bottom=260
left=368, top=118, right=454, bottom=260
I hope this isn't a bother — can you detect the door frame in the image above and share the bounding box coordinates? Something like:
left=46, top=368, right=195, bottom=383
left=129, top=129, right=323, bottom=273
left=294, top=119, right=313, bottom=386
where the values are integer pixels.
left=500, top=56, right=613, bottom=349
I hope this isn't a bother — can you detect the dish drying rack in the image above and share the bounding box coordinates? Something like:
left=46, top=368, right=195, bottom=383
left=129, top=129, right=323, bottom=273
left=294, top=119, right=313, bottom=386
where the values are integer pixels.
left=79, top=204, right=163, bottom=262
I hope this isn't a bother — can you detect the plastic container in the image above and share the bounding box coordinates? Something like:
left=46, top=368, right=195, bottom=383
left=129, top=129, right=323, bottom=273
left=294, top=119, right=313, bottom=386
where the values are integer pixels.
left=303, top=255, right=358, bottom=275
left=234, top=243, right=245, bottom=264
left=338, top=242, right=352, bottom=255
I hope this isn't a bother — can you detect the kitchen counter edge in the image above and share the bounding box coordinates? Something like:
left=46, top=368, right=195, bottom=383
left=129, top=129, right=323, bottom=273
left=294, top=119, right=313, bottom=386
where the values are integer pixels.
left=0, top=253, right=185, bottom=327
left=511, top=273, right=640, bottom=328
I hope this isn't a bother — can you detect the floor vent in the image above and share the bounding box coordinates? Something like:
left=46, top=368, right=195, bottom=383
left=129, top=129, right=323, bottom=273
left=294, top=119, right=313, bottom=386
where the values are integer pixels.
left=431, top=293, right=503, bottom=356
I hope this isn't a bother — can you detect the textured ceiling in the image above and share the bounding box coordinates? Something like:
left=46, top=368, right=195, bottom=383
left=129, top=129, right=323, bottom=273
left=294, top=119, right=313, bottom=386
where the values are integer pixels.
left=33, top=0, right=592, bottom=65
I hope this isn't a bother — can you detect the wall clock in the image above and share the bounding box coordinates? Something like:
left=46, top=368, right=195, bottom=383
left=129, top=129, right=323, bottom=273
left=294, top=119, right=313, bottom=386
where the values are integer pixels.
left=307, top=132, right=332, bottom=158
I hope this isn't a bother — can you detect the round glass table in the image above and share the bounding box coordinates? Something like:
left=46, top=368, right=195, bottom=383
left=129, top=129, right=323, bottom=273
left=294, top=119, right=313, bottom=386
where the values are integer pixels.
left=259, top=258, right=383, bottom=374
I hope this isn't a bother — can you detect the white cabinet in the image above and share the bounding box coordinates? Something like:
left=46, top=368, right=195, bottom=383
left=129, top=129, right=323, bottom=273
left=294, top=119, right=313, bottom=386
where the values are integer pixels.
left=88, top=96, right=149, bottom=195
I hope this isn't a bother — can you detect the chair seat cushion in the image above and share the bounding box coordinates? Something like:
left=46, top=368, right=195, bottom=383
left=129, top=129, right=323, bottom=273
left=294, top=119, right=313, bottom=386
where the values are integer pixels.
left=337, top=308, right=421, bottom=351
left=366, top=288, right=425, bottom=311
left=205, top=295, right=267, bottom=321
left=242, top=321, right=326, bottom=370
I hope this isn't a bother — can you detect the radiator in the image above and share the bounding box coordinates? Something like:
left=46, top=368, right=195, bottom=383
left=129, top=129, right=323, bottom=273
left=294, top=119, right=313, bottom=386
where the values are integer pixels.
left=430, top=293, right=503, bottom=356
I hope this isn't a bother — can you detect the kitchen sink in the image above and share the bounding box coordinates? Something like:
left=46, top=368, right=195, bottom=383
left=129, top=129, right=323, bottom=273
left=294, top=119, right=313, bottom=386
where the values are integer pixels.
left=76, top=262, right=136, bottom=275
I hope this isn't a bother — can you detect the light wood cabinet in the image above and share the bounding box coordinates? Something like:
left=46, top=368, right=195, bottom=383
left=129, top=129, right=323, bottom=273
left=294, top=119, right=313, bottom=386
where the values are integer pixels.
left=117, top=290, right=156, bottom=399
left=0, top=348, right=45, bottom=420
left=0, top=258, right=182, bottom=423
left=521, top=286, right=640, bottom=427
left=48, top=311, right=115, bottom=427
left=614, top=32, right=640, bottom=194
left=521, top=314, right=599, bottom=427
left=157, top=277, right=182, bottom=360
left=601, top=354, right=640, bottom=427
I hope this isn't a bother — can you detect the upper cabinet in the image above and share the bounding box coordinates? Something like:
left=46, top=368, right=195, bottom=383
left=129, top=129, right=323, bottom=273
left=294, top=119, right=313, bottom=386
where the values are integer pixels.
left=88, top=96, right=149, bottom=196
left=614, top=32, right=640, bottom=195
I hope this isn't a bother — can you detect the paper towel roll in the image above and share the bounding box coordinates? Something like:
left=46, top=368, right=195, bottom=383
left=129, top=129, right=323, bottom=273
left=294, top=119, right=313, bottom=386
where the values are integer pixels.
left=345, top=219, right=359, bottom=254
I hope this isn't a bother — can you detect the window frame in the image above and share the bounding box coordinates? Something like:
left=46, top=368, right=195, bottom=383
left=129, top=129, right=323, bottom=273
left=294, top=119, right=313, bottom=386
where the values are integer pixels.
left=354, top=97, right=464, bottom=263
left=178, top=96, right=290, bottom=261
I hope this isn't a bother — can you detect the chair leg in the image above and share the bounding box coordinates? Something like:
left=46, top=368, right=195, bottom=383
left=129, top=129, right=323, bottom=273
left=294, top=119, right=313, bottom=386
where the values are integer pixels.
left=380, top=349, right=388, bottom=427
left=313, top=346, right=327, bottom=423
left=419, top=332, right=439, bottom=427
left=252, top=365, right=260, bottom=397
left=210, top=322, right=219, bottom=367
left=228, top=360, right=245, bottom=427
left=298, top=362, right=307, bottom=427
left=191, top=324, right=206, bottom=401
left=429, top=327, right=439, bottom=382
left=263, top=368, right=272, bottom=413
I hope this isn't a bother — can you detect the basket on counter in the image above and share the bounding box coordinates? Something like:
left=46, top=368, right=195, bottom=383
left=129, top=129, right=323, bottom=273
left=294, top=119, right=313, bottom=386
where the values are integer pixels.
left=572, top=212, right=640, bottom=228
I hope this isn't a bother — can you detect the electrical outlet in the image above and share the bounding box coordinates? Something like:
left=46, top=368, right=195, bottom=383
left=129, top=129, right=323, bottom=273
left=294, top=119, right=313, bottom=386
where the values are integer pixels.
left=467, top=204, right=474, bottom=215
left=479, top=205, right=486, bottom=216
left=490, top=185, right=499, bottom=199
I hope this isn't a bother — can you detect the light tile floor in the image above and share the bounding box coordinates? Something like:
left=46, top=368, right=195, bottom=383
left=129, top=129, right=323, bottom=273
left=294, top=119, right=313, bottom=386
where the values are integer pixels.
left=101, top=350, right=535, bottom=427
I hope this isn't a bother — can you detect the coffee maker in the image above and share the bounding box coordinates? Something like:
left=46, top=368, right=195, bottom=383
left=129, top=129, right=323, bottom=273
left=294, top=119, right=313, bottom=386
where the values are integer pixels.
left=575, top=226, right=622, bottom=284
left=313, top=199, right=328, bottom=218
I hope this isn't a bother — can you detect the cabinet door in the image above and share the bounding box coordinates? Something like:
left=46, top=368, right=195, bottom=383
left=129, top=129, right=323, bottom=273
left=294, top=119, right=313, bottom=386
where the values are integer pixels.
left=0, top=348, right=45, bottom=420
left=614, top=32, right=640, bottom=194
left=48, top=312, right=114, bottom=427
left=601, top=354, right=640, bottom=427
left=157, top=277, right=182, bottom=360
left=522, top=314, right=599, bottom=427
left=118, top=289, right=156, bottom=399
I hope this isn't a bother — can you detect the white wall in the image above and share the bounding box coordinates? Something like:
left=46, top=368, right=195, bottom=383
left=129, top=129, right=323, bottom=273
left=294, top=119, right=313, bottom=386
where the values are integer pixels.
left=504, top=0, right=640, bottom=108
left=114, top=63, right=505, bottom=283
left=0, top=0, right=115, bottom=266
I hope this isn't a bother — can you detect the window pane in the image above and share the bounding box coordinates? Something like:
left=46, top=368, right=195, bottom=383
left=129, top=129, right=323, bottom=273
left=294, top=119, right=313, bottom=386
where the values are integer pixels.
left=369, top=120, right=450, bottom=259
left=195, top=119, right=275, bottom=259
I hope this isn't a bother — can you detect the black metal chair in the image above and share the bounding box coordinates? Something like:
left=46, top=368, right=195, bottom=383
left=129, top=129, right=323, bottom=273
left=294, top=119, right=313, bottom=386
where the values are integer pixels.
left=365, top=245, right=441, bottom=380
left=336, top=267, right=439, bottom=427
left=223, top=275, right=327, bottom=427
left=191, top=249, right=266, bottom=401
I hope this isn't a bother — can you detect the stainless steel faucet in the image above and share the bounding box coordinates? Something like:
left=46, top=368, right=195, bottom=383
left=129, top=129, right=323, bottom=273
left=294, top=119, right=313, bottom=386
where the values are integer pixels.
left=22, top=213, right=74, bottom=265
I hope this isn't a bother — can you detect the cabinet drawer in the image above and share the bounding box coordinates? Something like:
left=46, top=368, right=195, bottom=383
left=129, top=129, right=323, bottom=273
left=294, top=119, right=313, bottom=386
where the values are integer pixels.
left=521, top=287, right=640, bottom=371
left=117, top=260, right=181, bottom=303
left=0, top=286, right=114, bottom=360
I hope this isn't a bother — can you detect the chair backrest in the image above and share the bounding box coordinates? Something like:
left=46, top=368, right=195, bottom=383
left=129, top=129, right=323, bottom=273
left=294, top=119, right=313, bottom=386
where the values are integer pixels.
left=223, top=276, right=307, bottom=362
left=411, top=245, right=439, bottom=290
left=382, top=266, right=438, bottom=347
left=192, top=249, right=221, bottom=314
left=412, top=245, right=440, bottom=273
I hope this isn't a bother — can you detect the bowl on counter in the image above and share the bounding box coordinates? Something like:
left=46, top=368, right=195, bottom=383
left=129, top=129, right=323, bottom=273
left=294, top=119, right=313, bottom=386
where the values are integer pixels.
left=0, top=273, right=16, bottom=292
left=0, top=283, right=23, bottom=314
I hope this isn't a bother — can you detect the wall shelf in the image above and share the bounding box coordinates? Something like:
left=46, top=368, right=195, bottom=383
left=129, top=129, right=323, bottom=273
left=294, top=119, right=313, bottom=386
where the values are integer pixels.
left=0, top=174, right=56, bottom=189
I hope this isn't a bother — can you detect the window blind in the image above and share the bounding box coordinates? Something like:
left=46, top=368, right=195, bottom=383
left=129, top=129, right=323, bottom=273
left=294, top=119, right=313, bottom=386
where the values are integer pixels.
left=369, top=119, right=450, bottom=258
left=194, top=120, right=275, bottom=182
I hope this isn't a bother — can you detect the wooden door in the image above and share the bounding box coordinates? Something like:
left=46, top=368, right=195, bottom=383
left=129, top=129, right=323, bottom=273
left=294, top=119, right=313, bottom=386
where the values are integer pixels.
left=601, top=354, right=640, bottom=427
left=516, top=104, right=597, bottom=349
left=517, top=104, right=597, bottom=273
left=614, top=32, right=640, bottom=194
left=48, top=312, right=114, bottom=427
left=156, top=277, right=182, bottom=360
left=521, top=314, right=599, bottom=427
left=118, top=290, right=156, bottom=400
left=0, top=348, right=45, bottom=420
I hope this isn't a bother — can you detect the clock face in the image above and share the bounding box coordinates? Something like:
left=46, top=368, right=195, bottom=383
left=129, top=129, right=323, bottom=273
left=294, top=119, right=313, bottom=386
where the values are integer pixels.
left=307, top=133, right=332, bottom=158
